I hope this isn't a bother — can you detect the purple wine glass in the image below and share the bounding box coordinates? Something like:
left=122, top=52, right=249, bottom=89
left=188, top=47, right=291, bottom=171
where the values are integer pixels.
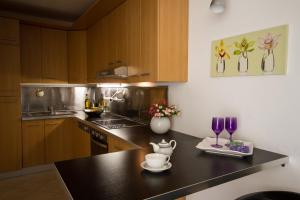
left=211, top=117, right=224, bottom=148
left=225, top=117, right=237, bottom=142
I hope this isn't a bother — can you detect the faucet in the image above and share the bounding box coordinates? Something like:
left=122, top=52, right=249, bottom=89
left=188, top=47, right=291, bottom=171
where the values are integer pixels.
left=48, top=105, right=55, bottom=115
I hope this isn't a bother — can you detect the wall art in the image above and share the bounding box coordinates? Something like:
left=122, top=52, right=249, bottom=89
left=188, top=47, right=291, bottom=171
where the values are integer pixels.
left=211, top=25, right=288, bottom=77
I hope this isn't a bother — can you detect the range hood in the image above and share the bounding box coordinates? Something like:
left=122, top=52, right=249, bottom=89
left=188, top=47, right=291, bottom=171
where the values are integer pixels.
left=96, top=66, right=128, bottom=79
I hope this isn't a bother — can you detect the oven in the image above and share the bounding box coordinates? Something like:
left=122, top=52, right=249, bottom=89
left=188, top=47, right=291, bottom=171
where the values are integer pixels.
left=78, top=122, right=108, bottom=155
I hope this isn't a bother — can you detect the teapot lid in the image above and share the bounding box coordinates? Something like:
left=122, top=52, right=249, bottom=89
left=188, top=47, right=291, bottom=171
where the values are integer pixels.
left=158, top=139, right=171, bottom=147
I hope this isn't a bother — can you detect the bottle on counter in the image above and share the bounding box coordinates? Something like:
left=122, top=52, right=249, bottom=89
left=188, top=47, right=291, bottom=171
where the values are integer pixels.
left=85, top=94, right=91, bottom=109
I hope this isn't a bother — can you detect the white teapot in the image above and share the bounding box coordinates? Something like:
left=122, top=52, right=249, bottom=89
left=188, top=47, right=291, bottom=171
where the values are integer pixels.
left=149, top=139, right=177, bottom=156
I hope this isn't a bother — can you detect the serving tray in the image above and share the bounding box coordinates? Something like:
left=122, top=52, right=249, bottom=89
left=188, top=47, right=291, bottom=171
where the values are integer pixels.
left=196, top=137, right=254, bottom=157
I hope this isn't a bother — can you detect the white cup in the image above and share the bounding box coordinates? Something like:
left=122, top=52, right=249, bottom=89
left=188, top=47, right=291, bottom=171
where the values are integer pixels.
left=145, top=153, right=170, bottom=168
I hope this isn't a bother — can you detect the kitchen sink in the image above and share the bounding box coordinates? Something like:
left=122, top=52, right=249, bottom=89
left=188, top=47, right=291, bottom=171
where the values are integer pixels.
left=23, top=110, right=77, bottom=118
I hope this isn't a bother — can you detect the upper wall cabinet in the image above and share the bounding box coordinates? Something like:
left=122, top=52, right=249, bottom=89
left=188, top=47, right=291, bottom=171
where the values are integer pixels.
left=21, top=25, right=68, bottom=83
left=42, top=28, right=68, bottom=82
left=140, top=0, right=188, bottom=82
left=86, top=0, right=188, bottom=83
left=68, top=31, right=87, bottom=83
left=0, top=17, right=19, bottom=45
left=21, top=25, right=42, bottom=83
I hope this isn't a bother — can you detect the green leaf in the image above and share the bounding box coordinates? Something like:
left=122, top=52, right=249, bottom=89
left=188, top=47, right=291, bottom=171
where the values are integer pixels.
left=233, top=50, right=241, bottom=55
left=248, top=48, right=255, bottom=52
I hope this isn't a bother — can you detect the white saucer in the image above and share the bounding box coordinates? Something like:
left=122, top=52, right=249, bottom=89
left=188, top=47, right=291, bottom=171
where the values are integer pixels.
left=140, top=161, right=172, bottom=172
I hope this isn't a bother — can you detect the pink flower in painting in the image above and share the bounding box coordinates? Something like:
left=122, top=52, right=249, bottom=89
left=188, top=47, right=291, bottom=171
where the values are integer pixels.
left=258, top=33, right=280, bottom=50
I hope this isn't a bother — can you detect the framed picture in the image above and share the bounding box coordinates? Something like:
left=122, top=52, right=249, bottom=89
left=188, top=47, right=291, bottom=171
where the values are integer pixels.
left=211, top=25, right=288, bottom=77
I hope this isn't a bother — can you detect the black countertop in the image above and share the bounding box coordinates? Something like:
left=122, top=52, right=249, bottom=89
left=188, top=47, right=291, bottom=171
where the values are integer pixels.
left=55, top=115, right=288, bottom=200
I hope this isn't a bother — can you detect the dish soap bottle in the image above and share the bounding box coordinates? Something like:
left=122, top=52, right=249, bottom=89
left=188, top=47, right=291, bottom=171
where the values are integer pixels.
left=85, top=94, right=91, bottom=109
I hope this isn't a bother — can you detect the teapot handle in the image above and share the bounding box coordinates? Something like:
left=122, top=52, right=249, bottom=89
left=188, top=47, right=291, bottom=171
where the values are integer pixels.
left=170, top=140, right=177, bottom=150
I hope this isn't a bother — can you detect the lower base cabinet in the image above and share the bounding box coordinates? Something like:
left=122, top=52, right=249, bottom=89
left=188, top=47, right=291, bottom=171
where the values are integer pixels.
left=0, top=97, right=22, bottom=173
left=22, top=118, right=90, bottom=167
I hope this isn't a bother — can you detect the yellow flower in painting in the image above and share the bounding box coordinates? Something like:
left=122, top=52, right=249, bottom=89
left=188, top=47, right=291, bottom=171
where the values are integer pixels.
left=215, top=40, right=230, bottom=60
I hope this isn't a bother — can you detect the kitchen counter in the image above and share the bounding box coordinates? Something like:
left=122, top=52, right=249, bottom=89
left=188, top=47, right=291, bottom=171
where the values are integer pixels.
left=54, top=114, right=288, bottom=200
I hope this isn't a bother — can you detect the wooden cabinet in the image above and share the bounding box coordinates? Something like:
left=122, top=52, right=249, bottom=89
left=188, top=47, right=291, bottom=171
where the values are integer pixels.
left=44, top=118, right=90, bottom=163
left=0, top=97, right=22, bottom=172
left=0, top=17, right=19, bottom=45
left=20, top=24, right=42, bottom=83
left=42, top=28, right=68, bottom=82
left=140, top=0, right=188, bottom=82
left=0, top=43, right=20, bottom=97
left=20, top=25, right=68, bottom=83
left=68, top=31, right=87, bottom=83
left=108, top=136, right=135, bottom=153
left=22, top=120, right=45, bottom=167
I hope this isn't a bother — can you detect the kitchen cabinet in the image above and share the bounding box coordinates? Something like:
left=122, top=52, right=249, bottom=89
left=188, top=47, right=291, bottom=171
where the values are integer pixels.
left=45, top=118, right=90, bottom=163
left=20, top=25, right=68, bottom=83
left=20, top=24, right=42, bottom=83
left=68, top=31, right=87, bottom=83
left=0, top=97, right=22, bottom=172
left=108, top=136, right=135, bottom=153
left=0, top=43, right=20, bottom=97
left=22, top=120, right=45, bottom=168
left=42, top=28, right=68, bottom=83
left=0, top=17, right=19, bottom=45
left=140, top=0, right=188, bottom=82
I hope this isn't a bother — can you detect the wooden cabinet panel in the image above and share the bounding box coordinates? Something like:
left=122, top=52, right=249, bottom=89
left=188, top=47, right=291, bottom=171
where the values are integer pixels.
left=22, top=120, right=45, bottom=168
left=69, top=119, right=90, bottom=159
left=108, top=136, right=135, bottom=153
left=45, top=119, right=71, bottom=163
left=42, top=28, right=68, bottom=82
left=68, top=31, right=87, bottom=83
left=0, top=44, right=20, bottom=97
left=140, top=0, right=158, bottom=81
left=87, top=20, right=105, bottom=82
left=0, top=17, right=19, bottom=45
left=127, top=0, right=141, bottom=81
left=45, top=118, right=90, bottom=163
left=20, top=24, right=42, bottom=83
left=0, top=97, right=21, bottom=172
left=158, top=0, right=188, bottom=82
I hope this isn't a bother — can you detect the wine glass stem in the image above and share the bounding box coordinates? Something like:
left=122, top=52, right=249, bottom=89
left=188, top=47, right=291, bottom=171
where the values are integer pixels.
left=216, top=135, right=219, bottom=145
left=230, top=134, right=232, bottom=142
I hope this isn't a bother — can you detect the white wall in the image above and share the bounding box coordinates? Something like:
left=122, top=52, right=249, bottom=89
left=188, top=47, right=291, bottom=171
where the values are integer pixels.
left=168, top=0, right=300, bottom=199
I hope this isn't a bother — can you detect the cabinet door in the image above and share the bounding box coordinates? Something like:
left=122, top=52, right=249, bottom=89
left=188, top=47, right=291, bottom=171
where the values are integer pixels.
left=69, top=119, right=90, bottom=159
left=22, top=120, right=45, bottom=168
left=20, top=24, right=42, bottom=83
left=42, top=28, right=68, bottom=82
left=0, top=17, right=19, bottom=45
left=45, top=119, right=71, bottom=163
left=0, top=44, right=20, bottom=97
left=0, top=97, right=21, bottom=172
left=140, top=0, right=158, bottom=81
left=68, top=31, right=87, bottom=83
left=87, top=20, right=105, bottom=82
left=127, top=0, right=141, bottom=82
left=115, top=2, right=128, bottom=68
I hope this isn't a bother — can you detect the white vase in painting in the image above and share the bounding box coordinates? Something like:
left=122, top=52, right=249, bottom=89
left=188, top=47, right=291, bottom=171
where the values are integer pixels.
left=216, top=58, right=225, bottom=73
left=238, top=52, right=248, bottom=73
left=150, top=117, right=171, bottom=134
left=261, top=49, right=275, bottom=72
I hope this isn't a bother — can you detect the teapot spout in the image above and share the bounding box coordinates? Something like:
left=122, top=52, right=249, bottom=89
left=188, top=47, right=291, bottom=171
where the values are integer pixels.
left=149, top=142, right=160, bottom=152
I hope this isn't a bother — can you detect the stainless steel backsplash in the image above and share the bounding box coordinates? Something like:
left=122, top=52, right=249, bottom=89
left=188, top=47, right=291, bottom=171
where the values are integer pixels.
left=21, top=86, right=168, bottom=121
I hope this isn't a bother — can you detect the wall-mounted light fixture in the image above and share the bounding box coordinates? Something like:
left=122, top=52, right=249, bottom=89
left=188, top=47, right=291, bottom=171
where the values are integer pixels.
left=210, top=0, right=225, bottom=14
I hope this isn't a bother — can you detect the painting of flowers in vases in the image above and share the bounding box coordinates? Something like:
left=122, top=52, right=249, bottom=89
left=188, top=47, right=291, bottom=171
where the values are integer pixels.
left=211, top=25, right=288, bottom=77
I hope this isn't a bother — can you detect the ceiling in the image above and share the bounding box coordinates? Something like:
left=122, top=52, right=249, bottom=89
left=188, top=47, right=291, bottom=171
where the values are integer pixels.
left=0, top=0, right=96, bottom=22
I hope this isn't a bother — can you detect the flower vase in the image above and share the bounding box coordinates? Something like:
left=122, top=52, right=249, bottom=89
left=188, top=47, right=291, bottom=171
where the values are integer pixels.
left=150, top=117, right=171, bottom=134
left=216, top=58, right=225, bottom=73
left=261, top=50, right=275, bottom=72
left=238, top=52, right=248, bottom=73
